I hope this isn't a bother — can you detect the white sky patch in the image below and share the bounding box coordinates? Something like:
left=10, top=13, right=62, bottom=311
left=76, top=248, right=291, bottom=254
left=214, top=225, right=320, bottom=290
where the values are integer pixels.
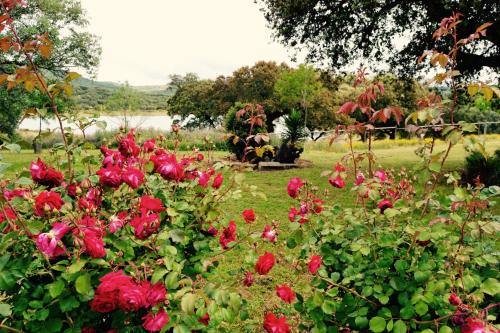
left=81, top=0, right=305, bottom=85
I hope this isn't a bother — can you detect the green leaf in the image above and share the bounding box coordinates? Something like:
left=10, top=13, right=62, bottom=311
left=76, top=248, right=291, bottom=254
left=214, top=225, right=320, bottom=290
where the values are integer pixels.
left=181, top=293, right=198, bottom=313
left=400, top=305, right=414, bottom=320
left=481, top=278, right=499, bottom=296
left=321, top=300, right=336, bottom=314
left=67, top=260, right=87, bottom=274
left=0, top=303, right=12, bottom=317
left=439, top=326, right=453, bottom=333
left=48, top=279, right=65, bottom=298
left=75, top=273, right=92, bottom=295
left=415, top=302, right=428, bottom=316
left=59, top=296, right=79, bottom=312
left=414, top=271, right=430, bottom=283
left=355, top=316, right=369, bottom=328
left=369, top=316, right=386, bottom=332
left=152, top=268, right=168, bottom=284
left=393, top=320, right=407, bottom=333
left=173, top=325, right=190, bottom=333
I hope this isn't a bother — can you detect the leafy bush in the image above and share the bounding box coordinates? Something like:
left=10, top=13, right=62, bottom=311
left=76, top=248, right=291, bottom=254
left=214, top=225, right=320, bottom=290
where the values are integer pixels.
left=0, top=130, right=255, bottom=332
left=224, top=103, right=271, bottom=162
left=278, top=170, right=499, bottom=333
left=462, top=149, right=500, bottom=186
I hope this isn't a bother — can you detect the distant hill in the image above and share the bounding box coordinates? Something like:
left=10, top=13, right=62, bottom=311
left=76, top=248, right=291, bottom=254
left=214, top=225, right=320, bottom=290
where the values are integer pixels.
left=73, top=77, right=174, bottom=96
left=71, top=77, right=173, bottom=111
left=73, top=77, right=120, bottom=90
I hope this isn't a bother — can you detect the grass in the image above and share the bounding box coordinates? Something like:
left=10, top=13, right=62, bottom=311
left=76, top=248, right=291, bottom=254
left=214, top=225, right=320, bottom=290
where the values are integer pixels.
left=1, top=139, right=499, bottom=331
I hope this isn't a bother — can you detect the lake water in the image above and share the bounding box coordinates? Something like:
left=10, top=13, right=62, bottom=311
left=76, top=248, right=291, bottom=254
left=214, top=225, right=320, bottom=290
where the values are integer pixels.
left=19, top=115, right=286, bottom=135
left=19, top=115, right=183, bottom=135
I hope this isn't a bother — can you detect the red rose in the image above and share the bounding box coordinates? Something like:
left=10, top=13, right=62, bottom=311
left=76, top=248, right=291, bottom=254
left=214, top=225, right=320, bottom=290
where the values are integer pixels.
left=219, top=220, right=237, bottom=249
left=143, top=139, right=156, bottom=152
left=83, top=228, right=106, bottom=258
left=118, top=282, right=148, bottom=312
left=198, top=172, right=210, bottom=187
left=377, top=198, right=393, bottom=213
left=196, top=153, right=204, bottom=161
left=198, top=312, right=210, bottom=326
left=335, top=163, right=346, bottom=172
left=329, top=175, right=345, bottom=189
left=212, top=173, right=224, bottom=189
left=30, top=158, right=64, bottom=188
left=34, top=191, right=64, bottom=216
left=0, top=207, right=16, bottom=221
left=130, top=212, right=161, bottom=239
left=287, top=177, right=303, bottom=198
left=140, top=195, right=164, bottom=212
left=243, top=271, right=254, bottom=287
left=308, top=255, right=322, bottom=274
left=3, top=188, right=27, bottom=200
left=118, top=130, right=141, bottom=158
left=96, top=165, right=122, bottom=188
left=122, top=167, right=145, bottom=189
left=202, top=225, right=218, bottom=237
left=145, top=282, right=167, bottom=307
left=263, top=313, right=291, bottom=333
left=261, top=225, right=277, bottom=242
left=142, top=308, right=170, bottom=332
left=449, top=293, right=462, bottom=306
left=355, top=172, right=365, bottom=185
left=242, top=209, right=255, bottom=224
left=288, top=207, right=298, bottom=222
left=460, top=318, right=489, bottom=333
left=276, top=284, right=296, bottom=303
left=313, top=199, right=323, bottom=214
left=97, top=270, right=133, bottom=293
left=255, top=252, right=275, bottom=275
left=90, top=290, right=117, bottom=313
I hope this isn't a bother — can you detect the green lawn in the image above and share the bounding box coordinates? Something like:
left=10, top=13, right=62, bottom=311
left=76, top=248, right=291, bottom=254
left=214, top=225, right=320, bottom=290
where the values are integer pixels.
left=1, top=140, right=499, bottom=331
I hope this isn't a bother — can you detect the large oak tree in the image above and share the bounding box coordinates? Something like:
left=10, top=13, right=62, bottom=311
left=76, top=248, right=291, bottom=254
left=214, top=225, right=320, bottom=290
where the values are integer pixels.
left=256, top=0, right=499, bottom=77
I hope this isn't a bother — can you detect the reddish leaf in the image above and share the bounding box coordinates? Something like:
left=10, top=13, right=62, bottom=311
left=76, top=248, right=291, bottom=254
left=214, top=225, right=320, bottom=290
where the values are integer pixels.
left=336, top=101, right=357, bottom=115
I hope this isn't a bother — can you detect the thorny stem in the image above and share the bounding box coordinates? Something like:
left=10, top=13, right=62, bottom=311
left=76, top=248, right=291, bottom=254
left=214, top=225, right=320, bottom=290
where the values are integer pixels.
left=320, top=276, right=377, bottom=305
left=421, top=141, right=453, bottom=215
left=367, top=129, right=373, bottom=177
left=348, top=133, right=358, bottom=176
left=1, top=4, right=73, bottom=181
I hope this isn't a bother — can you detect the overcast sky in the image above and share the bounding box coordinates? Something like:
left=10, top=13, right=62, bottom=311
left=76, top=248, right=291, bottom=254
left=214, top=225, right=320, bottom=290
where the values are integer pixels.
left=81, top=0, right=304, bottom=86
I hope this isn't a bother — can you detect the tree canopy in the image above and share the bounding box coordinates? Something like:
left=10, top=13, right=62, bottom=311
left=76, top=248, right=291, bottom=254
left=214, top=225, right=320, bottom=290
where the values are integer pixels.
left=0, top=0, right=101, bottom=135
left=2, top=0, right=101, bottom=76
left=256, top=0, right=500, bottom=77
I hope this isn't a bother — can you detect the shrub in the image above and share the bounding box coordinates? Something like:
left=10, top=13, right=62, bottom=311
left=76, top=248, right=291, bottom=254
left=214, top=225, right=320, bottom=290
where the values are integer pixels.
left=276, top=110, right=305, bottom=163
left=0, top=130, right=255, bottom=332
left=224, top=103, right=272, bottom=162
left=462, top=149, right=500, bottom=186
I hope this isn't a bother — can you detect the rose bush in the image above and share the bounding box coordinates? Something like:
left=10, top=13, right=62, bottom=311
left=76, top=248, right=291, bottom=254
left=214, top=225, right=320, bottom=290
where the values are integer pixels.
left=0, top=128, right=262, bottom=332
left=228, top=13, right=499, bottom=333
